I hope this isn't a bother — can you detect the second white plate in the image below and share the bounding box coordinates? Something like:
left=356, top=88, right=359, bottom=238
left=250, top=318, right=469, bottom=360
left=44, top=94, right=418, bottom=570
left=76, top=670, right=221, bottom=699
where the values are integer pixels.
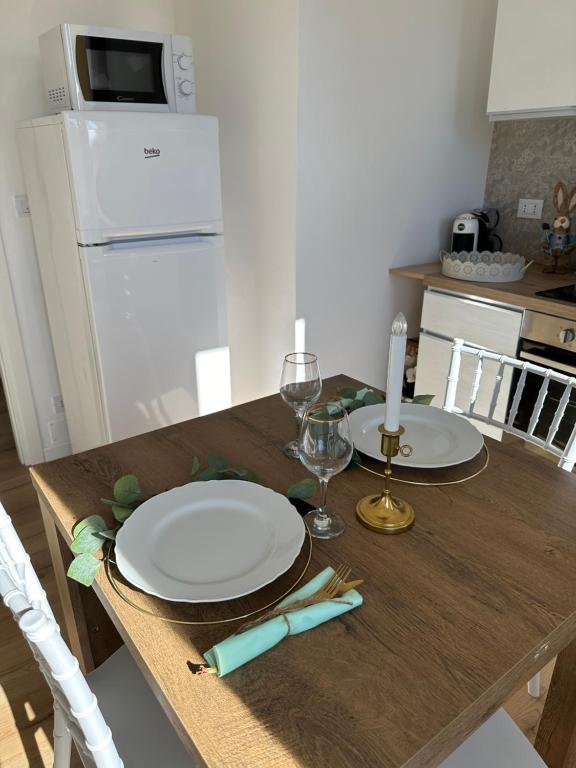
left=349, top=403, right=484, bottom=468
left=115, top=479, right=305, bottom=602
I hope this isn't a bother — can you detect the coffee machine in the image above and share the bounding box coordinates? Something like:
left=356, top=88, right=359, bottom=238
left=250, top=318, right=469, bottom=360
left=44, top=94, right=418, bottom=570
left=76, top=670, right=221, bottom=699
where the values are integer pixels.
left=451, top=208, right=502, bottom=252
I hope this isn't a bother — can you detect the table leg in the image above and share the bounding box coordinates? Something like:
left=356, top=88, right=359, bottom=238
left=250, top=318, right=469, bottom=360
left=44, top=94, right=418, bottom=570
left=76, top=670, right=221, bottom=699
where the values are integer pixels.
left=535, top=639, right=576, bottom=767
left=39, top=497, right=95, bottom=673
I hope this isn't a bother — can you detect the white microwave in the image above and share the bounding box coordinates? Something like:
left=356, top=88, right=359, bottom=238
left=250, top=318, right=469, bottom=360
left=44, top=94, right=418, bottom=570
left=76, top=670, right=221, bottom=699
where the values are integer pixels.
left=39, top=24, right=196, bottom=114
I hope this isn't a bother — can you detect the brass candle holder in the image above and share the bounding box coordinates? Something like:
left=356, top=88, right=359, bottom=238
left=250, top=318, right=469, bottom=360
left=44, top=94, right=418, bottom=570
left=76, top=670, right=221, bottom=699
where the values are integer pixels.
left=356, top=424, right=415, bottom=534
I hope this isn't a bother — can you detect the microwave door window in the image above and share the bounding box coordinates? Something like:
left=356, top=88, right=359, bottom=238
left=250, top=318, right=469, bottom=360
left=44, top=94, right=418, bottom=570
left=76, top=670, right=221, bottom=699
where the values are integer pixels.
left=76, top=36, right=167, bottom=104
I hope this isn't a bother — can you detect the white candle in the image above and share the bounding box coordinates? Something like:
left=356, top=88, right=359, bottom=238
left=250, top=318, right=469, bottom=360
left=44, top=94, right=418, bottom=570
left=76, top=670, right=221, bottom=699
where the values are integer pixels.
left=385, top=313, right=407, bottom=433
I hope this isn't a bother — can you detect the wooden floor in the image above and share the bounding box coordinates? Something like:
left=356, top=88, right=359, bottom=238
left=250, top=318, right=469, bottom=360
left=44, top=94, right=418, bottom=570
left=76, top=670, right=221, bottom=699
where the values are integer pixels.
left=0, top=401, right=554, bottom=765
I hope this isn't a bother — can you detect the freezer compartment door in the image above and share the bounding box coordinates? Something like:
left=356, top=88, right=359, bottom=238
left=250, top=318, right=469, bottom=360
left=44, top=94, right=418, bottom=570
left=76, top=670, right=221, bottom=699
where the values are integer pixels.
left=63, top=112, right=223, bottom=243
left=82, top=236, right=229, bottom=442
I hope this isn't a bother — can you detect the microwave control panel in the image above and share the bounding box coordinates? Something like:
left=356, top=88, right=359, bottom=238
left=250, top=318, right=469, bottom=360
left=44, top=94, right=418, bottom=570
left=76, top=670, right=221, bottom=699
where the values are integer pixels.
left=172, top=34, right=196, bottom=114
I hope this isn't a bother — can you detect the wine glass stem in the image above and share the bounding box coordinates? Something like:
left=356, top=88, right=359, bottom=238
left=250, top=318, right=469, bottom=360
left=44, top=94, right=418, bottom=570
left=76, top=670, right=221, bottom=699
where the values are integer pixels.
left=317, top=477, right=329, bottom=522
left=294, top=407, right=305, bottom=440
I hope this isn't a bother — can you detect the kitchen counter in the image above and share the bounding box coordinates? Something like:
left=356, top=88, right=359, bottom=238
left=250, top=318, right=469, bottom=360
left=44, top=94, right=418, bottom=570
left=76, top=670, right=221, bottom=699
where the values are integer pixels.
left=390, top=262, right=576, bottom=320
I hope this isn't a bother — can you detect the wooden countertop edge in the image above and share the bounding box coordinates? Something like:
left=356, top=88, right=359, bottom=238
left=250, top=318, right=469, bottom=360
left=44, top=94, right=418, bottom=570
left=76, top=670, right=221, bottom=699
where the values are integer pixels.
left=390, top=262, right=576, bottom=320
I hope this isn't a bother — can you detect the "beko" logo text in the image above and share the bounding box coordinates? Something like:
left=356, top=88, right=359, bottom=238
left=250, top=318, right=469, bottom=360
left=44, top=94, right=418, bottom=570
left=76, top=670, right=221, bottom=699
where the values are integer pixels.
left=144, top=147, right=160, bottom=159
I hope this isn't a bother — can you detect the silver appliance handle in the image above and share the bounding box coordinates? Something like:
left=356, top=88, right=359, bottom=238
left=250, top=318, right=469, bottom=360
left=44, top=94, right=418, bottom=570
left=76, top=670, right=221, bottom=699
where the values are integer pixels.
left=519, top=350, right=576, bottom=377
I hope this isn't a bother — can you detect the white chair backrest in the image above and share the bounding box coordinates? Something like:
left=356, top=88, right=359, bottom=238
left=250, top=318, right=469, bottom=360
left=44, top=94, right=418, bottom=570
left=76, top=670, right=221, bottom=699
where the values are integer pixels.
left=0, top=502, right=123, bottom=767
left=444, top=337, right=576, bottom=472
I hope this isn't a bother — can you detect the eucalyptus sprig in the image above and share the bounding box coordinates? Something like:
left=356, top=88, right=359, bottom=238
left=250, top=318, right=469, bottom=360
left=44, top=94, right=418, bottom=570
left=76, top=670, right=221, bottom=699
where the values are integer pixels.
left=336, top=386, right=434, bottom=412
left=67, top=458, right=317, bottom=587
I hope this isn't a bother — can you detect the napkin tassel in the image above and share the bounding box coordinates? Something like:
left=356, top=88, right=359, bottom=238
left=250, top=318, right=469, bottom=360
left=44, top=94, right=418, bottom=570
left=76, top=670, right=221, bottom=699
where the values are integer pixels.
left=187, top=661, right=217, bottom=676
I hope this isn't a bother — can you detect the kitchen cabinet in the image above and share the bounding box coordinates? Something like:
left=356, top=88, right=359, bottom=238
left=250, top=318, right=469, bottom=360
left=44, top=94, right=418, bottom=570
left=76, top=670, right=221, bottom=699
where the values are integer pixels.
left=414, top=289, right=523, bottom=438
left=487, top=0, right=576, bottom=120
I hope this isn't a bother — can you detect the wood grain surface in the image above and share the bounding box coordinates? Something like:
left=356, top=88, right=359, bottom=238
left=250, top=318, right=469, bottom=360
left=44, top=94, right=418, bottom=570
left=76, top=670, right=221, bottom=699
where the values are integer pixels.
left=390, top=261, right=576, bottom=320
left=31, top=375, right=576, bottom=768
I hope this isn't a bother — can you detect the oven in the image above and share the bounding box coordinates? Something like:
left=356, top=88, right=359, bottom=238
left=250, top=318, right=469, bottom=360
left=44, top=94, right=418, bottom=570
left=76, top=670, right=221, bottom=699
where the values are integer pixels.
left=511, top=310, right=576, bottom=448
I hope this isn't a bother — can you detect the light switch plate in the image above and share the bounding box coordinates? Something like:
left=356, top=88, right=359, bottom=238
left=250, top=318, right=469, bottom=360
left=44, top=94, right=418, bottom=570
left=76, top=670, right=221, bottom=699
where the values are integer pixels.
left=517, top=198, right=544, bottom=219
left=12, top=194, right=30, bottom=218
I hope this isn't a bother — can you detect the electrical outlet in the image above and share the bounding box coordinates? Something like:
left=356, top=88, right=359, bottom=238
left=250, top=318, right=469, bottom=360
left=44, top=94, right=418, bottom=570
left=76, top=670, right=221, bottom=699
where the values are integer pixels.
left=51, top=394, right=65, bottom=414
left=48, top=420, right=68, bottom=445
left=12, top=194, right=31, bottom=218
left=517, top=198, right=544, bottom=220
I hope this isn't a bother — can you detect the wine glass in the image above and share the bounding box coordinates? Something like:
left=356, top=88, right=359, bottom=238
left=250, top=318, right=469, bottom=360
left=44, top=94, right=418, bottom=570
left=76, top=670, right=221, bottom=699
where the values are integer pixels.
left=280, top=352, right=322, bottom=458
left=299, top=402, right=353, bottom=539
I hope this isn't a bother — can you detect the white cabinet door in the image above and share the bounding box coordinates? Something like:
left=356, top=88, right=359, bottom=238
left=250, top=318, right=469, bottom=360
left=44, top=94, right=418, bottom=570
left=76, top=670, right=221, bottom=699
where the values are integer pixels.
left=64, top=112, right=223, bottom=242
left=488, top=0, right=576, bottom=119
left=415, top=334, right=515, bottom=440
left=420, top=291, right=522, bottom=354
left=416, top=290, right=522, bottom=440
left=82, top=236, right=229, bottom=443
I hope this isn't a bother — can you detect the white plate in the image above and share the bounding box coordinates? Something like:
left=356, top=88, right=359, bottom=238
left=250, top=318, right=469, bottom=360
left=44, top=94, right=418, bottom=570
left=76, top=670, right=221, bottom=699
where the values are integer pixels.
left=115, top=480, right=305, bottom=602
left=349, top=403, right=484, bottom=468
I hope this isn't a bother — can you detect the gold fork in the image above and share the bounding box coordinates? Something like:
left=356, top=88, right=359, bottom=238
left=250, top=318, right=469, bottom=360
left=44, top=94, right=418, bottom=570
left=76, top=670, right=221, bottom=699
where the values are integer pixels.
left=310, top=563, right=352, bottom=603
left=234, top=563, right=354, bottom=634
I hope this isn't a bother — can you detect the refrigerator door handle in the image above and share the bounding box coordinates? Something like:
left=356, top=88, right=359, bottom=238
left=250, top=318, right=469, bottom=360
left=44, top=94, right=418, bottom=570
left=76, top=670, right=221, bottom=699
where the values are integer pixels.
left=78, top=229, right=223, bottom=248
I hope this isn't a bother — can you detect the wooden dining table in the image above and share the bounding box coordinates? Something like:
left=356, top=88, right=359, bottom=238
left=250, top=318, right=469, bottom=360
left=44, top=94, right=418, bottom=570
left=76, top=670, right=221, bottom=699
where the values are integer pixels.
left=31, top=374, right=576, bottom=768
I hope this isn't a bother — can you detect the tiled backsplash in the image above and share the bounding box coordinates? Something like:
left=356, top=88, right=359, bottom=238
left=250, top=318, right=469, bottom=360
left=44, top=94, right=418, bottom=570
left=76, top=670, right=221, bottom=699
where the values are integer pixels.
left=484, top=118, right=576, bottom=262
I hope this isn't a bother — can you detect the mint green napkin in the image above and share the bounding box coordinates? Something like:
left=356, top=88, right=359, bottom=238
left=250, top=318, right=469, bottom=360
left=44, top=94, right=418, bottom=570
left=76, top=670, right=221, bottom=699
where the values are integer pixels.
left=203, top=567, right=363, bottom=676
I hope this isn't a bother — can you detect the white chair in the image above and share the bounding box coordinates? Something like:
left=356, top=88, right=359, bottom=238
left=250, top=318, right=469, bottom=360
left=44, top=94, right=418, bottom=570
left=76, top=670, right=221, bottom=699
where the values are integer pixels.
left=444, top=337, right=575, bottom=699
left=0, top=502, right=195, bottom=767
left=444, top=337, right=576, bottom=472
left=1, top=502, right=549, bottom=768
left=439, top=709, right=547, bottom=767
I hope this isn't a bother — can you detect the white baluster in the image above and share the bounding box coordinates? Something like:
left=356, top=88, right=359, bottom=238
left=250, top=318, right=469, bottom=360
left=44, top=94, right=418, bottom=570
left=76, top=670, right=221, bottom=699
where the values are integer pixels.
left=527, top=372, right=550, bottom=437
left=545, top=380, right=574, bottom=448
left=560, top=420, right=576, bottom=472
left=443, top=338, right=464, bottom=413
left=469, top=350, right=484, bottom=414
left=53, top=699, right=73, bottom=767
left=507, top=364, right=529, bottom=428
left=487, top=358, right=506, bottom=421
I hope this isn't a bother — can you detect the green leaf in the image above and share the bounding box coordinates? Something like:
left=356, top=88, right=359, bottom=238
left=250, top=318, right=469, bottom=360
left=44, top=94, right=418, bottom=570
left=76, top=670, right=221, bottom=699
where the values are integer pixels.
left=67, top=554, right=101, bottom=587
left=287, top=478, right=317, bottom=500
left=113, top=474, right=141, bottom=506
left=221, top=467, right=248, bottom=478
left=100, top=498, right=116, bottom=507
left=220, top=467, right=258, bottom=482
left=196, top=467, right=220, bottom=482
left=355, top=387, right=372, bottom=400
left=337, top=387, right=358, bottom=399
left=348, top=399, right=364, bottom=412
left=363, top=391, right=385, bottom=406
left=112, top=504, right=134, bottom=523
left=70, top=527, right=106, bottom=554
left=412, top=394, right=435, bottom=405
left=191, top=456, right=201, bottom=476
left=339, top=397, right=354, bottom=410
left=72, top=514, right=107, bottom=538
left=97, top=529, right=116, bottom=541
left=207, top=453, right=228, bottom=470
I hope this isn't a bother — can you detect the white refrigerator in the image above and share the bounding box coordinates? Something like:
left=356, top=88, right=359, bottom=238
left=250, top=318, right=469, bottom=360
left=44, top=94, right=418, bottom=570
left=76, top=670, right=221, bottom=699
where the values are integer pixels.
left=18, top=111, right=230, bottom=453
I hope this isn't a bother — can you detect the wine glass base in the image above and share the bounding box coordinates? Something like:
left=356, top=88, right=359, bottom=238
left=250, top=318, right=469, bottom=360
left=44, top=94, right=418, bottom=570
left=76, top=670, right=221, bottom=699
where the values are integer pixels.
left=304, top=509, right=346, bottom=539
left=283, top=440, right=300, bottom=459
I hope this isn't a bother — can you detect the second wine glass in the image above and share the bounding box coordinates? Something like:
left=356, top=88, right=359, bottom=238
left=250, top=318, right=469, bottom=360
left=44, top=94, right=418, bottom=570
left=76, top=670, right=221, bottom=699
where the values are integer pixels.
left=279, top=352, right=322, bottom=458
left=299, top=402, right=353, bottom=539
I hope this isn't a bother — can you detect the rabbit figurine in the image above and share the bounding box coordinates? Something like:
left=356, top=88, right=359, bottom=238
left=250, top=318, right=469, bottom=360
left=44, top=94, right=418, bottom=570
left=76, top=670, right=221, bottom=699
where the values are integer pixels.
left=542, top=181, right=576, bottom=273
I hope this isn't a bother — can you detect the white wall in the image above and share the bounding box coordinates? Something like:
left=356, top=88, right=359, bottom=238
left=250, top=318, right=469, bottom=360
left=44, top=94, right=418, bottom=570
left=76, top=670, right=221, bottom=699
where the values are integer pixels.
left=296, top=0, right=498, bottom=389
left=0, top=0, right=176, bottom=462
left=175, top=0, right=299, bottom=402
